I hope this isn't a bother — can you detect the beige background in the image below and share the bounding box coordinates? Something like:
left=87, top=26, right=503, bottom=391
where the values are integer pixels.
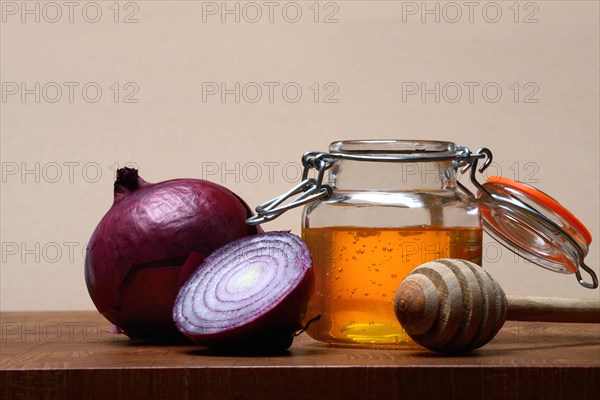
left=1, top=0, right=599, bottom=311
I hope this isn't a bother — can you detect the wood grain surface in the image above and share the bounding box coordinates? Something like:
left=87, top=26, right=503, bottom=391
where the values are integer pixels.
left=1, top=311, right=599, bottom=400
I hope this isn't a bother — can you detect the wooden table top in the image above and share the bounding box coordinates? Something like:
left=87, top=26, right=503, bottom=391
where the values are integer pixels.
left=1, top=311, right=599, bottom=399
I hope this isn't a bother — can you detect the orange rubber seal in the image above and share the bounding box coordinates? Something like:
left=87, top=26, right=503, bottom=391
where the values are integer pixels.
left=485, top=176, right=592, bottom=245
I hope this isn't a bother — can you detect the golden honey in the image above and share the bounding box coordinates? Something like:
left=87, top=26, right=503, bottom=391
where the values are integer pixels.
left=302, top=226, right=483, bottom=347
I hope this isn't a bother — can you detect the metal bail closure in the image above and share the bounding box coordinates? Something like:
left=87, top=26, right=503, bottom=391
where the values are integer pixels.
left=246, top=144, right=482, bottom=225
left=476, top=176, right=597, bottom=289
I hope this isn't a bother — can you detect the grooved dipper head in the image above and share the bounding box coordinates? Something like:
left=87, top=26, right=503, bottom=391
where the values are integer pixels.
left=394, top=259, right=507, bottom=354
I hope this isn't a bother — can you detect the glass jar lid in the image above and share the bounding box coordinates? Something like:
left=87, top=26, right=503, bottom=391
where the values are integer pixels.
left=477, top=176, right=596, bottom=288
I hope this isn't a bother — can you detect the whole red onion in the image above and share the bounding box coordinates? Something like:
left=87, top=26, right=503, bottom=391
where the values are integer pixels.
left=85, top=168, right=262, bottom=340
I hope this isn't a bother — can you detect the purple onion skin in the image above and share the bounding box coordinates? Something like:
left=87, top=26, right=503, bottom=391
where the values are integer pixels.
left=85, top=168, right=262, bottom=341
left=174, top=233, right=314, bottom=353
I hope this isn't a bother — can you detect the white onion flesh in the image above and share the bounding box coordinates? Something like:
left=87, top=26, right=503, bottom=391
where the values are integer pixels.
left=173, top=232, right=312, bottom=342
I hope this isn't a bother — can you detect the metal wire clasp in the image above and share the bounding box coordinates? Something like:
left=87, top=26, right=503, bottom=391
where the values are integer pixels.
left=246, top=152, right=334, bottom=225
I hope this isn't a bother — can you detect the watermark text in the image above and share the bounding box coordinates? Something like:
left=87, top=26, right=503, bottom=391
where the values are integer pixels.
left=400, top=1, right=539, bottom=24
left=1, top=161, right=138, bottom=184
left=2, top=82, right=140, bottom=104
left=401, top=81, right=539, bottom=103
left=201, top=1, right=339, bottom=23
left=1, top=1, right=140, bottom=24
left=201, top=81, right=339, bottom=104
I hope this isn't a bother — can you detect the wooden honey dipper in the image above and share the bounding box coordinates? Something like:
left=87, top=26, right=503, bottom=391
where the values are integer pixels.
left=393, top=259, right=600, bottom=354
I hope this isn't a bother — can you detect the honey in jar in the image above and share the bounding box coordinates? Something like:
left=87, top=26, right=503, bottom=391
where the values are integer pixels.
left=302, top=226, right=482, bottom=346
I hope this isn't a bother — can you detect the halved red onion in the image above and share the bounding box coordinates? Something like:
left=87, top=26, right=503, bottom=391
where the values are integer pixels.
left=173, top=232, right=313, bottom=352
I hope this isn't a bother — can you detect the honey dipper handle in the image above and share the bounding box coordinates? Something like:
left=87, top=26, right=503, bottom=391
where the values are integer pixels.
left=507, top=296, right=600, bottom=323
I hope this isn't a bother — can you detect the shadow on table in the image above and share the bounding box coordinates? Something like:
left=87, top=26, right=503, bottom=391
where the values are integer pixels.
left=410, top=340, right=600, bottom=358
left=111, top=336, right=194, bottom=347
left=186, top=348, right=294, bottom=358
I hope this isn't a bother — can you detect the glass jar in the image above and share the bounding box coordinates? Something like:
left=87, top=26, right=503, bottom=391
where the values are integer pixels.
left=301, top=140, right=483, bottom=347
left=246, top=138, right=597, bottom=348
